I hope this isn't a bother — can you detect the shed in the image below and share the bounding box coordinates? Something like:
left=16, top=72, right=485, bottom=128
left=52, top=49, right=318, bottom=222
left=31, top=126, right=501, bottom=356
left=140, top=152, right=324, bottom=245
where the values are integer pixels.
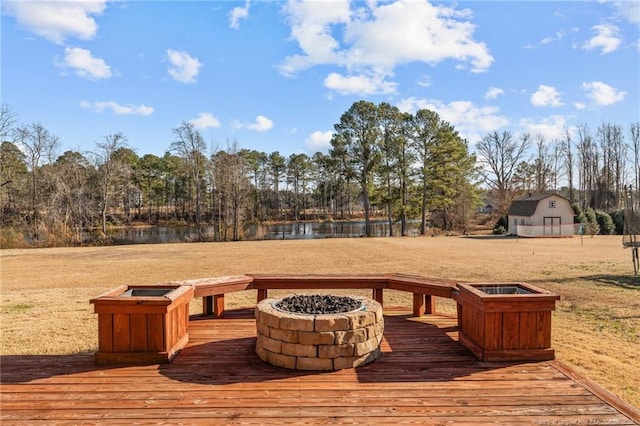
left=507, top=193, right=575, bottom=237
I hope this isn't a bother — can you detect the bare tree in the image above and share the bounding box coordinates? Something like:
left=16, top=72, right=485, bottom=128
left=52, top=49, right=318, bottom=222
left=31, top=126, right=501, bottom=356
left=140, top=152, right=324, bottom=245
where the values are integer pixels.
left=550, top=140, right=564, bottom=192
left=0, top=104, right=17, bottom=143
left=0, top=142, right=27, bottom=225
left=576, top=123, right=596, bottom=209
left=94, top=133, right=129, bottom=236
left=212, top=142, right=250, bottom=241
left=561, top=128, right=574, bottom=203
left=630, top=122, right=640, bottom=194
left=171, top=122, right=206, bottom=240
left=533, top=134, right=553, bottom=193
left=13, top=122, right=59, bottom=219
left=596, top=123, right=626, bottom=210
left=48, top=150, right=95, bottom=244
left=0, top=105, right=20, bottom=224
left=476, top=131, right=530, bottom=216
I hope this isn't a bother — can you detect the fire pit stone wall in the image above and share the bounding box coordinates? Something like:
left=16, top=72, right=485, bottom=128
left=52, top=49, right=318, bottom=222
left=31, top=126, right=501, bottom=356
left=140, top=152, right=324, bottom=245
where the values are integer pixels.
left=255, top=297, right=384, bottom=371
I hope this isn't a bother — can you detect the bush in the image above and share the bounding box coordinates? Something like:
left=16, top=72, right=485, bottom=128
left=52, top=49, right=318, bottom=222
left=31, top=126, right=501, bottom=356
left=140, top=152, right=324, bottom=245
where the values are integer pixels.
left=0, top=227, right=28, bottom=248
left=572, top=203, right=583, bottom=221
left=576, top=212, right=587, bottom=225
left=493, top=216, right=508, bottom=234
left=595, top=210, right=615, bottom=235
left=586, top=220, right=600, bottom=237
left=583, top=208, right=600, bottom=237
left=609, top=210, right=625, bottom=235
left=493, top=225, right=506, bottom=235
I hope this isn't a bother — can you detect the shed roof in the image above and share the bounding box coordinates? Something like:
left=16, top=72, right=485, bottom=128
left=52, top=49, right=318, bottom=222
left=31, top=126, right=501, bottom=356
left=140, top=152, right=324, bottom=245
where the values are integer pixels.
left=507, top=193, right=569, bottom=217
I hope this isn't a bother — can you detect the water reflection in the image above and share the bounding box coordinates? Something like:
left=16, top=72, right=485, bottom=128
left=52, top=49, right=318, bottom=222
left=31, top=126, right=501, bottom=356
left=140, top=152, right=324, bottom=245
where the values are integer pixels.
left=107, top=220, right=417, bottom=244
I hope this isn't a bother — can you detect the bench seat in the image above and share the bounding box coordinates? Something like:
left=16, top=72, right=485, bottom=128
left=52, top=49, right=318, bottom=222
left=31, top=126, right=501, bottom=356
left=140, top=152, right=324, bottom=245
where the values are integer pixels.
left=178, top=273, right=459, bottom=318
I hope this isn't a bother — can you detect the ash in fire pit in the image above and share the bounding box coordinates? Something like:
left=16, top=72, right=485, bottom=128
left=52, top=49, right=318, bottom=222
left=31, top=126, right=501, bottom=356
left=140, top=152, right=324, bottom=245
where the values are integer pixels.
left=275, top=294, right=363, bottom=315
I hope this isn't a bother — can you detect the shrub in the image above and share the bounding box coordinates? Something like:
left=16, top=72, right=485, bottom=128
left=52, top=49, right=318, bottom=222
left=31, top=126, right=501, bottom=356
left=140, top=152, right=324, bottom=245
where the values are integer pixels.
left=576, top=212, right=587, bottom=225
left=0, top=227, right=28, bottom=248
left=493, top=216, right=508, bottom=234
left=586, top=221, right=600, bottom=237
left=493, top=225, right=506, bottom=235
left=609, top=210, right=625, bottom=235
left=583, top=208, right=600, bottom=237
left=595, top=210, right=615, bottom=235
left=572, top=203, right=583, bottom=221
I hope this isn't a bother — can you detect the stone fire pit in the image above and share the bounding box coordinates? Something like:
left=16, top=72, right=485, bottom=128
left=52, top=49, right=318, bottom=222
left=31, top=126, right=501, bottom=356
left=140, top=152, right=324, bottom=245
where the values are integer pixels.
left=255, top=295, right=384, bottom=370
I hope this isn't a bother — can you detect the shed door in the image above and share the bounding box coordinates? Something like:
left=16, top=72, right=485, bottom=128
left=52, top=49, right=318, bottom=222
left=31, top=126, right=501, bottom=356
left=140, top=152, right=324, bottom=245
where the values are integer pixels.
left=543, top=217, right=561, bottom=235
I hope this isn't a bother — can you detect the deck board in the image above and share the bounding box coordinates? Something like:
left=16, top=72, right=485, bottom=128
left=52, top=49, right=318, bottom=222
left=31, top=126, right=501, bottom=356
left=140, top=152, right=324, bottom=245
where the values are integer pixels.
left=1, top=308, right=638, bottom=425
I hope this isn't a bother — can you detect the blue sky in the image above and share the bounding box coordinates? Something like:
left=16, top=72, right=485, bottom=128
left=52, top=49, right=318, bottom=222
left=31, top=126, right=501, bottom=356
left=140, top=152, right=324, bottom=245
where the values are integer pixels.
left=2, top=0, right=639, bottom=158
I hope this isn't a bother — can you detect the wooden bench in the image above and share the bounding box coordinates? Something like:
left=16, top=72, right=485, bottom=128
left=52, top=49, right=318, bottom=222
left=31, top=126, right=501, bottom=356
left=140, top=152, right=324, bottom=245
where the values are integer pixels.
left=168, top=275, right=254, bottom=318
left=387, top=274, right=457, bottom=315
left=171, top=273, right=458, bottom=318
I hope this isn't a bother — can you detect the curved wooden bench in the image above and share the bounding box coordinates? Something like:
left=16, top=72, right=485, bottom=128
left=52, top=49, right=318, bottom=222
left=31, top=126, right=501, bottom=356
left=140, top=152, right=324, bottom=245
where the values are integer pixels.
left=170, top=273, right=458, bottom=318
left=168, top=275, right=254, bottom=317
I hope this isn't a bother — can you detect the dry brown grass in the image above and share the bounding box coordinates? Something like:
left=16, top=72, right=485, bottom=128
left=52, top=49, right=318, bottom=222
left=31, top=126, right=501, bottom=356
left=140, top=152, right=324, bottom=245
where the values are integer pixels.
left=1, top=235, right=638, bottom=407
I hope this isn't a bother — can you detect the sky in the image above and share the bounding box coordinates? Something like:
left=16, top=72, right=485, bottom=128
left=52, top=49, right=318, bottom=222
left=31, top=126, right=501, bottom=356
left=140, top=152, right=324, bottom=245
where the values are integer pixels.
left=2, top=0, right=639, bottom=159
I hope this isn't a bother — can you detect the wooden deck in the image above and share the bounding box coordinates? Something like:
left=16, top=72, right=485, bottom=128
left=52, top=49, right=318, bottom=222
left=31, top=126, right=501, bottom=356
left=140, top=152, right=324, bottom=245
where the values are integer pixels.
left=2, top=308, right=638, bottom=425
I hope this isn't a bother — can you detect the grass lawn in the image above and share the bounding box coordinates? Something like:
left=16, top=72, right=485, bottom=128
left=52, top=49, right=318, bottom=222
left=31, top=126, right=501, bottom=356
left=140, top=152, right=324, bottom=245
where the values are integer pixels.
left=1, top=235, right=638, bottom=407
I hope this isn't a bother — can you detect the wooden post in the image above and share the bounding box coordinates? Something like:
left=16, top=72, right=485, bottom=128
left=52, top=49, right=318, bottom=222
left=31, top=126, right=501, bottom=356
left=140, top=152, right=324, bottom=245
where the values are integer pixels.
left=203, top=296, right=213, bottom=316
left=372, top=288, right=383, bottom=306
left=425, top=295, right=436, bottom=314
left=257, top=288, right=268, bottom=303
left=213, top=295, right=225, bottom=318
left=411, top=294, right=436, bottom=316
left=412, top=293, right=425, bottom=317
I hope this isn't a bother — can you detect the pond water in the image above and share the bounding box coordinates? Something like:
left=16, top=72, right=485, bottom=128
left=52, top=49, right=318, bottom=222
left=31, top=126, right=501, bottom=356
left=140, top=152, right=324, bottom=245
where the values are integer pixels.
left=106, top=220, right=419, bottom=244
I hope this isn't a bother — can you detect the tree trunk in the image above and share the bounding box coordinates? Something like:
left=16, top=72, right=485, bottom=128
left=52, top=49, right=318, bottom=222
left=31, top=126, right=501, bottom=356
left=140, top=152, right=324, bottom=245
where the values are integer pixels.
left=420, top=176, right=428, bottom=235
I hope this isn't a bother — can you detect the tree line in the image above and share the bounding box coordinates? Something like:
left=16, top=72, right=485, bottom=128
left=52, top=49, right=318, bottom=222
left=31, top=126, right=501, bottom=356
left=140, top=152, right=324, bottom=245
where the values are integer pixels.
left=477, top=123, right=639, bottom=216
left=1, top=102, right=638, bottom=247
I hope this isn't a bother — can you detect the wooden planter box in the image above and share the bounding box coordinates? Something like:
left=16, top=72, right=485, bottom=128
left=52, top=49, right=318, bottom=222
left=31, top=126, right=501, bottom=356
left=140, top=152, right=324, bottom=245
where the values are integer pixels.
left=454, top=282, right=560, bottom=362
left=90, top=284, right=194, bottom=365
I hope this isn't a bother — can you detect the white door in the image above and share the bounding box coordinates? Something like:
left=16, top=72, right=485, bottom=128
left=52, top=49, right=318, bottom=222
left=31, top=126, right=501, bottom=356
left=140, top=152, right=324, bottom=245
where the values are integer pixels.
left=543, top=217, right=561, bottom=235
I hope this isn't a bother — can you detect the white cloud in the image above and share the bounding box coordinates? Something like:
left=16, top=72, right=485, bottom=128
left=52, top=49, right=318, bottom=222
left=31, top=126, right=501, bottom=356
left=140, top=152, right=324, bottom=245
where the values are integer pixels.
left=279, top=0, right=351, bottom=76
left=229, top=1, right=250, bottom=29
left=519, top=115, right=567, bottom=141
left=243, top=115, right=273, bottom=132
left=540, top=30, right=565, bottom=45
left=80, top=101, right=154, bottom=116
left=324, top=72, right=397, bottom=95
left=305, top=130, right=333, bottom=151
left=166, top=49, right=202, bottom=83
left=485, top=87, right=504, bottom=100
left=342, top=1, right=493, bottom=72
left=397, top=97, right=509, bottom=143
left=574, top=102, right=586, bottom=110
left=57, top=47, right=111, bottom=80
left=613, top=2, right=640, bottom=25
left=581, top=81, right=626, bottom=106
left=280, top=0, right=493, bottom=94
left=531, top=85, right=563, bottom=107
left=189, top=112, right=220, bottom=129
left=3, top=0, right=107, bottom=44
left=582, top=24, right=622, bottom=54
